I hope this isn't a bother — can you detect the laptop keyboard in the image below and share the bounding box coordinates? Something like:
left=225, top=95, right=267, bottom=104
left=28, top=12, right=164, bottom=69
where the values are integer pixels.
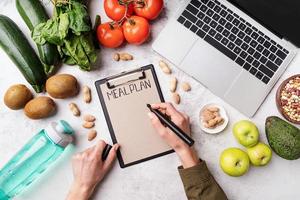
left=177, top=0, right=290, bottom=84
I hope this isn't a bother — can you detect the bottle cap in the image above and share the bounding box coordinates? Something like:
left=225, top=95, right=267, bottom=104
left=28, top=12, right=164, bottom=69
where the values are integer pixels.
left=45, top=120, right=74, bottom=148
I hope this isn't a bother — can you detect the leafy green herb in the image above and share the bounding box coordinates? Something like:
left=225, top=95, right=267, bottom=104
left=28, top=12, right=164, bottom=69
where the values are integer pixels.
left=68, top=2, right=91, bottom=35
left=62, top=34, right=96, bottom=70
left=32, top=0, right=97, bottom=71
left=32, top=23, right=46, bottom=44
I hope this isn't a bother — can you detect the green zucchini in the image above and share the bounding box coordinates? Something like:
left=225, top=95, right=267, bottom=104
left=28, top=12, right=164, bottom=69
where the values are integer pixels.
left=16, top=0, right=60, bottom=75
left=0, top=15, right=46, bottom=93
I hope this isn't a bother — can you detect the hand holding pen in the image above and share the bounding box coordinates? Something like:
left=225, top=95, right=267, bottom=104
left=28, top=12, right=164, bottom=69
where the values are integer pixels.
left=147, top=104, right=194, bottom=146
left=147, top=103, right=199, bottom=169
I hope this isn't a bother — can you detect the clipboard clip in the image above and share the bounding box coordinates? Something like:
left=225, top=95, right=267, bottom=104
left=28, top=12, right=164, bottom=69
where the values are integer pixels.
left=106, top=68, right=146, bottom=89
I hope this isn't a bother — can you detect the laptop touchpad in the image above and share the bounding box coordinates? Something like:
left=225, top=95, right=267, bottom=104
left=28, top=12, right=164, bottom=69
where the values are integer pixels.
left=152, top=20, right=198, bottom=66
left=179, top=39, right=242, bottom=96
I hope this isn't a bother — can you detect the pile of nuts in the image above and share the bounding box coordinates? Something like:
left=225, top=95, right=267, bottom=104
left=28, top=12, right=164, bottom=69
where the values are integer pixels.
left=280, top=76, right=300, bottom=122
left=69, top=85, right=98, bottom=141
left=113, top=52, right=134, bottom=61
left=159, top=60, right=191, bottom=105
left=83, top=114, right=97, bottom=141
left=201, top=106, right=224, bottom=129
left=112, top=57, right=192, bottom=105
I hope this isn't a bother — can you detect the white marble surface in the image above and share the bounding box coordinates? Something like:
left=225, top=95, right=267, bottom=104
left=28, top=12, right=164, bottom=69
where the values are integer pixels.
left=1, top=0, right=300, bottom=200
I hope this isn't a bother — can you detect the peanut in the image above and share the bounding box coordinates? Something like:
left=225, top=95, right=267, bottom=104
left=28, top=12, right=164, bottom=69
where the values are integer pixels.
left=172, top=92, right=181, bottom=104
left=213, top=111, right=220, bottom=117
left=200, top=106, right=224, bottom=129
left=119, top=53, right=133, bottom=61
left=202, top=110, right=215, bottom=122
left=88, top=130, right=97, bottom=141
left=69, top=103, right=80, bottom=116
left=182, top=82, right=191, bottom=92
left=207, top=106, right=219, bottom=112
left=215, top=116, right=224, bottom=124
left=83, top=86, right=91, bottom=103
left=170, top=77, right=177, bottom=92
left=159, top=60, right=172, bottom=74
left=113, top=53, right=120, bottom=61
left=82, top=121, right=95, bottom=129
left=209, top=119, right=219, bottom=127
left=84, top=114, right=96, bottom=122
left=203, top=122, right=210, bottom=128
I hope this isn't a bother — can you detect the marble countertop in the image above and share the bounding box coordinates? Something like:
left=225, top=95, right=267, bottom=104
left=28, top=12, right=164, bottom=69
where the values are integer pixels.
left=0, top=0, right=300, bottom=200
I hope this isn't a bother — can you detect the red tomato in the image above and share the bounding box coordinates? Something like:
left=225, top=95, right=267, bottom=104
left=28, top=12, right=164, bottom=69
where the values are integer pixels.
left=133, top=0, right=164, bottom=20
left=104, top=0, right=134, bottom=21
left=123, top=16, right=150, bottom=45
left=97, top=23, right=124, bottom=48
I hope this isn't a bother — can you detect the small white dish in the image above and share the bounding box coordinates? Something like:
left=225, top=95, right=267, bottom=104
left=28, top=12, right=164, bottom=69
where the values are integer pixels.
left=199, top=103, right=229, bottom=134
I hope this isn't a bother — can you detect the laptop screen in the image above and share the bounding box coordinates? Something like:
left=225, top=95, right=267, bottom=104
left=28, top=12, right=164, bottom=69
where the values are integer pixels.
left=228, top=0, right=300, bottom=47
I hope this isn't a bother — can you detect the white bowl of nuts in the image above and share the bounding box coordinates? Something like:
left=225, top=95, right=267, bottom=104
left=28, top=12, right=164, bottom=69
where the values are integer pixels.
left=199, top=103, right=229, bottom=134
left=276, top=74, right=300, bottom=124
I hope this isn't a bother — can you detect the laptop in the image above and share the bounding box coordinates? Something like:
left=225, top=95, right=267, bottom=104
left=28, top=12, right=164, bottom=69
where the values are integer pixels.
left=152, top=0, right=299, bottom=117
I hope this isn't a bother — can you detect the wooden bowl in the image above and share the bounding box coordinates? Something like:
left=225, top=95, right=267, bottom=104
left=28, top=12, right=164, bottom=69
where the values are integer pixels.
left=276, top=74, right=300, bottom=124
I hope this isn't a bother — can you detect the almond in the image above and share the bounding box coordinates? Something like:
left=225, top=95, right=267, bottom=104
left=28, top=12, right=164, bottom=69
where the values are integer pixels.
left=113, top=53, right=120, bottom=61
left=84, top=114, right=96, bottom=122
left=182, top=82, right=191, bottom=92
left=159, top=60, right=172, bottom=74
left=120, top=53, right=133, bottom=61
left=207, top=106, right=219, bottom=112
left=83, top=86, right=91, bottom=103
left=170, top=77, right=177, bottom=92
left=69, top=103, right=80, bottom=116
left=172, top=92, right=181, bottom=104
left=88, top=130, right=97, bottom=141
left=83, top=121, right=95, bottom=129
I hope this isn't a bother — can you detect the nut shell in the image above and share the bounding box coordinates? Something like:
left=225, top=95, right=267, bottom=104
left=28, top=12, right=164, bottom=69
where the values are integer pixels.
left=69, top=103, right=80, bottom=116
left=83, top=86, right=91, bottom=103
left=88, top=130, right=97, bottom=141
left=170, top=77, right=177, bottom=92
left=119, top=53, right=133, bottom=61
left=181, top=82, right=191, bottom=92
left=113, top=53, right=120, bottom=61
left=84, top=114, right=96, bottom=122
left=159, top=60, right=172, bottom=74
left=83, top=121, right=95, bottom=129
left=172, top=92, right=181, bottom=104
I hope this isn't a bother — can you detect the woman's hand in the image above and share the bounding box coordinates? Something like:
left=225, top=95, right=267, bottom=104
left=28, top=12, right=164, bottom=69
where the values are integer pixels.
left=148, top=103, right=200, bottom=169
left=66, top=140, right=119, bottom=200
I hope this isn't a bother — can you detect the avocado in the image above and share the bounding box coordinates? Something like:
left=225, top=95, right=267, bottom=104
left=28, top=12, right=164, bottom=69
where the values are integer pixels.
left=266, top=116, right=300, bottom=160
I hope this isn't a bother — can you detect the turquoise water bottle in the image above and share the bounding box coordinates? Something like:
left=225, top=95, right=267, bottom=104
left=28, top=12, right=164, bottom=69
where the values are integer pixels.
left=0, top=120, right=74, bottom=200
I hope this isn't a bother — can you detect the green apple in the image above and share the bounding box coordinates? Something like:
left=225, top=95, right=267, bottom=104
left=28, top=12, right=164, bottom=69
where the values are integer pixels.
left=247, top=142, right=272, bottom=166
left=219, top=147, right=250, bottom=177
left=233, top=120, right=259, bottom=147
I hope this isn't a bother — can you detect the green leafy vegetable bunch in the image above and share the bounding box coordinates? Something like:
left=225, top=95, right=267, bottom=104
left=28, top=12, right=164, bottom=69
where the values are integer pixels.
left=33, top=0, right=97, bottom=71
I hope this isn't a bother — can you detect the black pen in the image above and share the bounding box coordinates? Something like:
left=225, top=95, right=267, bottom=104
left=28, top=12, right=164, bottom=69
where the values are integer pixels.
left=102, top=144, right=112, bottom=161
left=147, top=104, right=194, bottom=146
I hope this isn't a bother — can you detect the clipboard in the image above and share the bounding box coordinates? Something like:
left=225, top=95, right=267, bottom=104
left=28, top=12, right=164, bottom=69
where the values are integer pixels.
left=95, top=65, right=173, bottom=168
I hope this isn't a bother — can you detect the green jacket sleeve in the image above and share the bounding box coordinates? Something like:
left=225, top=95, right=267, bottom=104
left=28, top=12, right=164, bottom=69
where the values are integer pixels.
left=178, top=161, right=228, bottom=200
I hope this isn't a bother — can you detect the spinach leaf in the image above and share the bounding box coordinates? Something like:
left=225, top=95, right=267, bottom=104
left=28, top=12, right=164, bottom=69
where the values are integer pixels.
left=36, top=13, right=69, bottom=46
left=58, top=13, right=70, bottom=39
left=61, top=33, right=97, bottom=71
left=63, top=34, right=90, bottom=70
left=80, top=33, right=97, bottom=66
left=64, top=56, right=77, bottom=65
left=32, top=22, right=46, bottom=45
left=68, top=2, right=91, bottom=35
left=32, top=0, right=97, bottom=71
